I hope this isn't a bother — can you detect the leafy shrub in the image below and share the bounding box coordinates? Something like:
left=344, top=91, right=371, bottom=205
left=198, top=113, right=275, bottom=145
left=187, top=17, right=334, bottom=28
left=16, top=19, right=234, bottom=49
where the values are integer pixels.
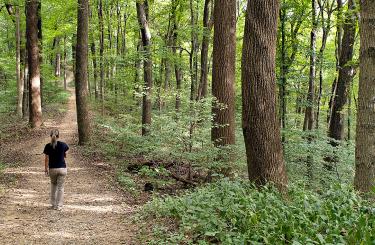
left=141, top=180, right=374, bottom=244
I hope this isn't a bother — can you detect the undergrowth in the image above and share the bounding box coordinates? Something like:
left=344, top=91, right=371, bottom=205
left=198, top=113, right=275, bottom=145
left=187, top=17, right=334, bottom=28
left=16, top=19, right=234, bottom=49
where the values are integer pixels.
left=140, top=180, right=374, bottom=244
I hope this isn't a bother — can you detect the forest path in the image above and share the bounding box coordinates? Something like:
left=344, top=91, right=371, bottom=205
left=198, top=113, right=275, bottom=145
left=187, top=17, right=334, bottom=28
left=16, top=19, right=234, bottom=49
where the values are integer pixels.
left=0, top=74, right=137, bottom=244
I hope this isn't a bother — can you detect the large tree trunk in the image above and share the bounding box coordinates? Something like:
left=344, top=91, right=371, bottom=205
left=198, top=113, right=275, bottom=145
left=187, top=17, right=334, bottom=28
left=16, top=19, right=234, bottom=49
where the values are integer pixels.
left=197, top=0, right=213, bottom=100
left=303, top=0, right=318, bottom=131
left=354, top=0, right=375, bottom=195
left=26, top=0, right=42, bottom=128
left=75, top=0, right=91, bottom=145
left=211, top=0, right=236, bottom=146
left=136, top=1, right=153, bottom=136
left=242, top=0, right=287, bottom=190
left=328, top=0, right=357, bottom=141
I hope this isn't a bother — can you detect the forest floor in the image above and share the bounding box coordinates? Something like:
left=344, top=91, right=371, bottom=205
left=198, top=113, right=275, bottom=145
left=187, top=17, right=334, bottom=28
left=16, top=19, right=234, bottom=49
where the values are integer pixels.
left=0, top=74, right=139, bottom=244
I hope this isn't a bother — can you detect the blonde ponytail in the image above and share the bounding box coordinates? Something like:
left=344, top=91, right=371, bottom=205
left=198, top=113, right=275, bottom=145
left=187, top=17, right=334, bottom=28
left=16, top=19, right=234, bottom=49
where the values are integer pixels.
left=50, top=129, right=59, bottom=149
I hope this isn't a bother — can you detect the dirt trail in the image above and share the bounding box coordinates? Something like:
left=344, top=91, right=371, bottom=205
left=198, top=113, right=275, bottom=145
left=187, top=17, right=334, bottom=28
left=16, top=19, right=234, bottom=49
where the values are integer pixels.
left=0, top=76, right=137, bottom=244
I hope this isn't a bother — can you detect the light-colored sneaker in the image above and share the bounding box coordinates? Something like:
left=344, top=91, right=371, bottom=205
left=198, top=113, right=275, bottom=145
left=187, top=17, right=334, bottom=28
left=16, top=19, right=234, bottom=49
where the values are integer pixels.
left=54, top=206, right=62, bottom=211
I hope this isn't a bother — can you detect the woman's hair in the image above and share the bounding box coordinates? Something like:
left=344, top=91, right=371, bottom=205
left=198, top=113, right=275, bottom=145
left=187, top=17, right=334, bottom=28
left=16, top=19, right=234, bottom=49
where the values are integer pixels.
left=50, top=129, right=59, bottom=149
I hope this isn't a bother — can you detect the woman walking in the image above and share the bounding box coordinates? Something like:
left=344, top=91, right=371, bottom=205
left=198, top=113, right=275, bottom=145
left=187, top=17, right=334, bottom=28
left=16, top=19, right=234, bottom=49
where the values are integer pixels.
left=43, top=129, right=69, bottom=211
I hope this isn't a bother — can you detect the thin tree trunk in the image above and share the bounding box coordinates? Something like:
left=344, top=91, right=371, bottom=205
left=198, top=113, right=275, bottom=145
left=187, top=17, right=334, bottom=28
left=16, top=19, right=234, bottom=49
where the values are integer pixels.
left=75, top=0, right=91, bottom=145
left=189, top=0, right=198, bottom=101
left=354, top=0, right=375, bottom=196
left=63, top=35, right=67, bottom=90
left=171, top=1, right=182, bottom=111
left=54, top=38, right=61, bottom=77
left=279, top=1, right=287, bottom=140
left=26, top=0, right=42, bottom=128
left=37, top=1, right=43, bottom=107
left=303, top=0, right=318, bottom=131
left=242, top=0, right=287, bottom=190
left=328, top=0, right=343, bottom=125
left=197, top=0, right=213, bottom=100
left=98, top=0, right=105, bottom=114
left=211, top=0, right=236, bottom=146
left=15, top=6, right=23, bottom=117
left=136, top=1, right=153, bottom=136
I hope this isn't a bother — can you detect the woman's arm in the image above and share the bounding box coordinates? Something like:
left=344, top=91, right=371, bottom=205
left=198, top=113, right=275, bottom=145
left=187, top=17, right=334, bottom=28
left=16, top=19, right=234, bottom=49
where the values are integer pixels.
left=44, top=155, right=49, bottom=176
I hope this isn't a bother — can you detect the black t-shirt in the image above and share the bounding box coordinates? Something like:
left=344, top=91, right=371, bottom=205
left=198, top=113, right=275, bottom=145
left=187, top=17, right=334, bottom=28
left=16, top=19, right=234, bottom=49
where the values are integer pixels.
left=43, top=141, right=69, bottom=169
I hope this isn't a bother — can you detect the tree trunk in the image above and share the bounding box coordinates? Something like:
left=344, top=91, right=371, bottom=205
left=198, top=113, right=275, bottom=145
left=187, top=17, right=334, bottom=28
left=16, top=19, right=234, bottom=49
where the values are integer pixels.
left=53, top=38, right=61, bottom=77
left=63, top=35, right=67, bottom=90
left=197, top=0, right=213, bottom=100
left=136, top=1, right=153, bottom=136
left=37, top=1, right=43, bottom=107
left=171, top=0, right=182, bottom=112
left=26, top=0, right=43, bottom=128
left=279, top=1, right=287, bottom=140
left=15, top=6, right=23, bottom=117
left=303, top=0, right=318, bottom=131
left=75, top=0, right=91, bottom=145
left=211, top=0, right=236, bottom=146
left=354, top=0, right=375, bottom=195
left=242, top=0, right=287, bottom=190
left=328, top=0, right=344, bottom=125
left=98, top=0, right=105, bottom=114
left=328, top=0, right=357, bottom=141
left=189, top=0, right=198, bottom=101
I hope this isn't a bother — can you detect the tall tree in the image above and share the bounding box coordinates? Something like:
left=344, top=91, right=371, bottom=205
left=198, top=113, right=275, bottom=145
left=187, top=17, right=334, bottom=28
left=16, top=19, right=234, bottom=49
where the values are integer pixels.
left=242, top=0, right=287, bottom=189
left=5, top=4, right=23, bottom=117
left=136, top=0, right=153, bottom=135
left=26, top=0, right=43, bottom=128
left=211, top=0, right=236, bottom=146
left=75, top=0, right=91, bottom=144
left=354, top=0, right=375, bottom=195
left=98, top=0, right=105, bottom=114
left=328, top=0, right=357, bottom=141
left=197, top=0, right=213, bottom=100
left=171, top=0, right=182, bottom=111
left=303, top=0, right=318, bottom=131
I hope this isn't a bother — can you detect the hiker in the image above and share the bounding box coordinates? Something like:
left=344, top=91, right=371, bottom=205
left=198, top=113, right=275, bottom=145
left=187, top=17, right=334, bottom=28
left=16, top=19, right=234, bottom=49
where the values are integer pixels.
left=43, top=129, right=69, bottom=211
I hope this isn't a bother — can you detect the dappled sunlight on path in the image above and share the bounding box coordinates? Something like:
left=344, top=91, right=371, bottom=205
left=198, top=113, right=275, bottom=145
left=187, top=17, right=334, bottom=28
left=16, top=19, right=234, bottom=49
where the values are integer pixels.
left=0, top=75, right=136, bottom=244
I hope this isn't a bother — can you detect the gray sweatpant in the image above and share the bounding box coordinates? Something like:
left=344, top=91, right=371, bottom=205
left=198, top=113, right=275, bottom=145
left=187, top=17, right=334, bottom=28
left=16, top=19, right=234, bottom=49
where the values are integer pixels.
left=49, top=168, right=67, bottom=208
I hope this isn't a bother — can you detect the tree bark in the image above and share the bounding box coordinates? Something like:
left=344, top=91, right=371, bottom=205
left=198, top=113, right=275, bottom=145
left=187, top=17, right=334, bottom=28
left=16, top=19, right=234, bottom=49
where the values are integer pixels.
left=211, top=0, right=236, bottom=146
left=15, top=6, right=23, bottom=117
left=37, top=1, right=43, bottom=107
left=354, top=0, right=375, bottom=195
left=63, top=35, right=67, bottom=90
left=171, top=0, right=182, bottom=112
left=328, top=0, right=357, bottom=141
left=75, top=0, right=91, bottom=145
left=242, top=0, right=287, bottom=189
left=136, top=1, right=153, bottom=136
left=197, top=0, right=213, bottom=100
left=303, top=0, right=318, bottom=131
left=26, top=0, right=42, bottom=128
left=98, top=0, right=105, bottom=114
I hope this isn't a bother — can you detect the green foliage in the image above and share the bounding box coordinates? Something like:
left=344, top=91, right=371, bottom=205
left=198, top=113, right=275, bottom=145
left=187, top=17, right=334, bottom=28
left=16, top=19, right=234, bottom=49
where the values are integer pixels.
left=141, top=180, right=375, bottom=244
left=117, top=172, right=138, bottom=194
